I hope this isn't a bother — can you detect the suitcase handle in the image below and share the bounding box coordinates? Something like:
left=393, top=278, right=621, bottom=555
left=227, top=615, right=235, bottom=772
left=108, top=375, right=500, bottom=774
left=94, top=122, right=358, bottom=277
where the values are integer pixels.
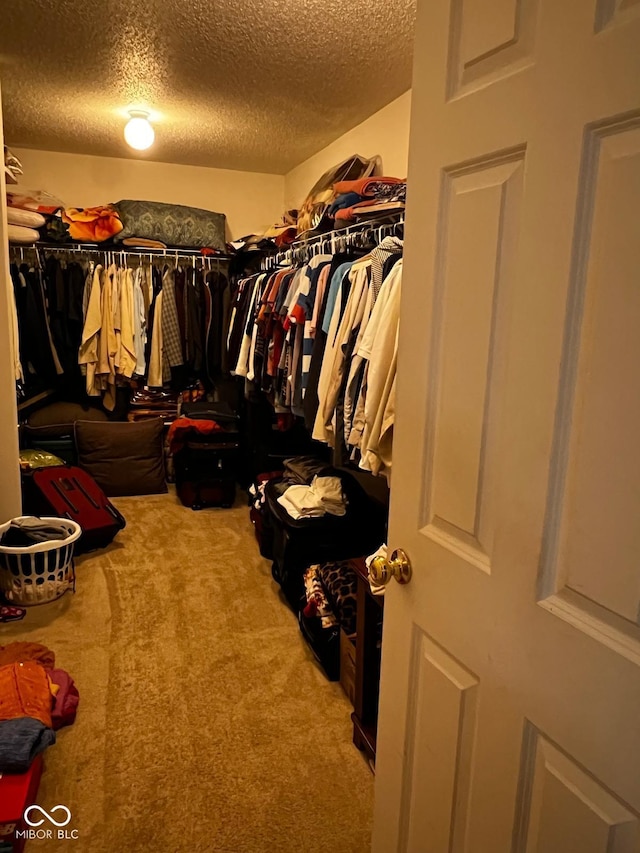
left=71, top=476, right=100, bottom=509
left=51, top=479, right=79, bottom=514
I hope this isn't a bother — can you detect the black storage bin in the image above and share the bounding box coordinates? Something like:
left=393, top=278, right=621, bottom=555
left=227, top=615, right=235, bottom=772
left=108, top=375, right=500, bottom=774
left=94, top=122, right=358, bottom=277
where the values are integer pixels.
left=265, top=470, right=387, bottom=608
left=298, top=603, right=341, bottom=681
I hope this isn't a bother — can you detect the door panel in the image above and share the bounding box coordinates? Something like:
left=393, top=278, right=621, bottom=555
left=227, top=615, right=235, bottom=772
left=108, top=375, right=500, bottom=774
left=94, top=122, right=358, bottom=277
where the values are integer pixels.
left=513, top=724, right=640, bottom=853
left=373, top=0, right=640, bottom=850
left=539, top=119, right=640, bottom=651
left=400, top=631, right=478, bottom=853
left=425, top=150, right=523, bottom=571
left=448, top=0, right=539, bottom=97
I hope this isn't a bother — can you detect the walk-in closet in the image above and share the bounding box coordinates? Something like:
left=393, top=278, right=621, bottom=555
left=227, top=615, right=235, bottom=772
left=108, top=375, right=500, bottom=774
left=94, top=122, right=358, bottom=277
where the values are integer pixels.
left=1, top=2, right=639, bottom=852
left=0, top=2, right=414, bottom=849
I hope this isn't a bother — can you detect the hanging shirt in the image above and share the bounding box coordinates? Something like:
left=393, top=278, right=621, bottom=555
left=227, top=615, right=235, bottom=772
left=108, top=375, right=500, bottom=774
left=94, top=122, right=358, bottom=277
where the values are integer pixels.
left=79, top=264, right=103, bottom=397
left=358, top=260, right=403, bottom=480
left=97, top=264, right=118, bottom=410
left=313, top=257, right=372, bottom=446
left=132, top=267, right=147, bottom=377
left=147, top=290, right=164, bottom=388
left=117, top=268, right=137, bottom=379
left=161, top=266, right=183, bottom=367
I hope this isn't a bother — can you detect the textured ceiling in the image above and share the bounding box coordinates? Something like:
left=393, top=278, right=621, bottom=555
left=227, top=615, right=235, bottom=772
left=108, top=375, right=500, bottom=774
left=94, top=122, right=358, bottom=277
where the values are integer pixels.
left=0, top=0, right=416, bottom=175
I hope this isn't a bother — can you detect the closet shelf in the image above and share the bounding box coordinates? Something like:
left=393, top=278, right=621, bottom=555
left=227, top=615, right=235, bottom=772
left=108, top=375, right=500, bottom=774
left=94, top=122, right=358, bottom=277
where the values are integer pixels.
left=20, top=241, right=231, bottom=260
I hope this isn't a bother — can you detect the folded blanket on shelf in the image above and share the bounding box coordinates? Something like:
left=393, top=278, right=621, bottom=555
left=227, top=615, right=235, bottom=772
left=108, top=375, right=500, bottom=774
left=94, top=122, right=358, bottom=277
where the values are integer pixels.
left=61, top=205, right=124, bottom=242
left=328, top=192, right=363, bottom=217
left=0, top=718, right=56, bottom=774
left=333, top=176, right=405, bottom=197
left=7, top=224, right=39, bottom=243
left=7, top=207, right=45, bottom=229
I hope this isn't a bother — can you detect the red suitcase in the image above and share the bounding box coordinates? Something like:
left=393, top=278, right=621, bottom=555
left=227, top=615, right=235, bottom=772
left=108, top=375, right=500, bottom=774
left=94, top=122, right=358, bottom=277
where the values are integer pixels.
left=0, top=754, right=43, bottom=853
left=26, top=466, right=126, bottom=553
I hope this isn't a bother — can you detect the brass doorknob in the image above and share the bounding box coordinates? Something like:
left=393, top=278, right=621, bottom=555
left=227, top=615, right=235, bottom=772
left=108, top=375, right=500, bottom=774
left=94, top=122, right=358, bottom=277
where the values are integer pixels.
left=369, top=548, right=412, bottom=587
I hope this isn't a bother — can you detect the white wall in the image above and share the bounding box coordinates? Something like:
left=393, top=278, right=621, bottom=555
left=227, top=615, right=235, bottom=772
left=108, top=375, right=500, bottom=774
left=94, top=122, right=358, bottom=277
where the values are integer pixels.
left=284, top=91, right=412, bottom=211
left=12, top=148, right=285, bottom=241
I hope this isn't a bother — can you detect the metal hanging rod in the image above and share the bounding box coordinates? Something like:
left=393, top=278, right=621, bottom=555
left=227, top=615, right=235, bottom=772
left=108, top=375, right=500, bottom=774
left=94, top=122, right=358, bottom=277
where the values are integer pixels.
left=263, top=209, right=405, bottom=270
left=290, top=209, right=405, bottom=250
left=12, top=241, right=230, bottom=261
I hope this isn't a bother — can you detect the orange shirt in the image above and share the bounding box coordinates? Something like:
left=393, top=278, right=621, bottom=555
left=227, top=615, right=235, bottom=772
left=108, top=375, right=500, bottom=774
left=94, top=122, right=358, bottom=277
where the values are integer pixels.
left=0, top=662, right=54, bottom=728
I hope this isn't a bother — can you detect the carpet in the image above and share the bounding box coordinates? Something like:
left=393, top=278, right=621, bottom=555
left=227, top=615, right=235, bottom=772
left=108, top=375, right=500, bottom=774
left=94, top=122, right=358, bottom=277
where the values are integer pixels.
left=1, top=491, right=374, bottom=852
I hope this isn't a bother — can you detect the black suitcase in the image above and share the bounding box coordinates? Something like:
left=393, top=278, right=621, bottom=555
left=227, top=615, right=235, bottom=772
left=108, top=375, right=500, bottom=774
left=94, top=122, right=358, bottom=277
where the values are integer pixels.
left=180, top=401, right=239, bottom=429
left=265, top=470, right=387, bottom=608
left=174, top=436, right=239, bottom=510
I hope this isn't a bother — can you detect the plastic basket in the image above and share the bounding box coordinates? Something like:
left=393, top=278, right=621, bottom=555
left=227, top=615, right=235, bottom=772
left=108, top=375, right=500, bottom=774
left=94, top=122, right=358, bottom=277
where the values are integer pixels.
left=0, top=516, right=82, bottom=606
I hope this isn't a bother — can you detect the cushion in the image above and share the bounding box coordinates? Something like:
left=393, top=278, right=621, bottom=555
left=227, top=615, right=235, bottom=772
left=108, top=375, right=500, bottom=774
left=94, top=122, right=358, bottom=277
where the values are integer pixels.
left=112, top=200, right=226, bottom=250
left=7, top=224, right=39, bottom=243
left=25, top=401, right=109, bottom=439
left=7, top=208, right=46, bottom=229
left=75, top=419, right=167, bottom=497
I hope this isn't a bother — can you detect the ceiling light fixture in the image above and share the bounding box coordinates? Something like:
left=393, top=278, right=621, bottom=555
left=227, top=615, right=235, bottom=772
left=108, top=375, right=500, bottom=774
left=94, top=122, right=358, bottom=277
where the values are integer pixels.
left=124, top=110, right=155, bottom=151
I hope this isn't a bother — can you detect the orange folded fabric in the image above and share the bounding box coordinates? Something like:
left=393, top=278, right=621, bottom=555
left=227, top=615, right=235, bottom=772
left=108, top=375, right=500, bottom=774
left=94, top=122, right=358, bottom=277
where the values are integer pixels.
left=0, top=661, right=54, bottom=728
left=62, top=205, right=124, bottom=242
left=332, top=176, right=404, bottom=197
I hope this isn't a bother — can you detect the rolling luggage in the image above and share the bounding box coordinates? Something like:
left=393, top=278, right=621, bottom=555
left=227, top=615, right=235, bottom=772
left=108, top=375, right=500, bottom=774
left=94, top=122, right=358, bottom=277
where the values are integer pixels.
left=173, top=402, right=241, bottom=510
left=25, top=466, right=126, bottom=553
left=180, top=400, right=239, bottom=427
left=174, top=436, right=239, bottom=510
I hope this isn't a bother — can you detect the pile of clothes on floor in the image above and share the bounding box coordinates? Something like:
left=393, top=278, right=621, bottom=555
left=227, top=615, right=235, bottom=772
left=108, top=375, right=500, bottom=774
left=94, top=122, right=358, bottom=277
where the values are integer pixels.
left=0, top=642, right=79, bottom=774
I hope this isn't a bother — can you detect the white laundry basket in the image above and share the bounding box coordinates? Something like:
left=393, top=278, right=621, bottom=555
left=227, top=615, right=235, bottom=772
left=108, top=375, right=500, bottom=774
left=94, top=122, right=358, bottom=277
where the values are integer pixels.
left=0, top=516, right=82, bottom=606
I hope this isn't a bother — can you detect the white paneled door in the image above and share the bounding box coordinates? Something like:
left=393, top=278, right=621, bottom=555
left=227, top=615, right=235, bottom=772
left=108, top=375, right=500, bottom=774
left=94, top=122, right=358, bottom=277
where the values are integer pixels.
left=0, top=80, right=22, bottom=521
left=373, top=1, right=640, bottom=851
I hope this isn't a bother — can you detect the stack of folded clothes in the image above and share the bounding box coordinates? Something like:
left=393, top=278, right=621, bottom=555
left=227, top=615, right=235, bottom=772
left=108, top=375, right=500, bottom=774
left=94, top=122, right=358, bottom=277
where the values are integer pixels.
left=5, top=188, right=57, bottom=244
left=328, top=176, right=407, bottom=225
left=0, top=642, right=79, bottom=774
left=277, top=474, right=347, bottom=519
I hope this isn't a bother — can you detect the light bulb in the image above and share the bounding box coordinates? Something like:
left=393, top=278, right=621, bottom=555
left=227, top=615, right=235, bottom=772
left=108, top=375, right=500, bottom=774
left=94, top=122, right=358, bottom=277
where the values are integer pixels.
left=124, top=111, right=155, bottom=150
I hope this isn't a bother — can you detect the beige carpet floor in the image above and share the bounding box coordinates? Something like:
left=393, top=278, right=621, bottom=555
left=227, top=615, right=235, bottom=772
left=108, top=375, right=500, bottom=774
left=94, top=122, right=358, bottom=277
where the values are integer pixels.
left=2, top=491, right=373, bottom=852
